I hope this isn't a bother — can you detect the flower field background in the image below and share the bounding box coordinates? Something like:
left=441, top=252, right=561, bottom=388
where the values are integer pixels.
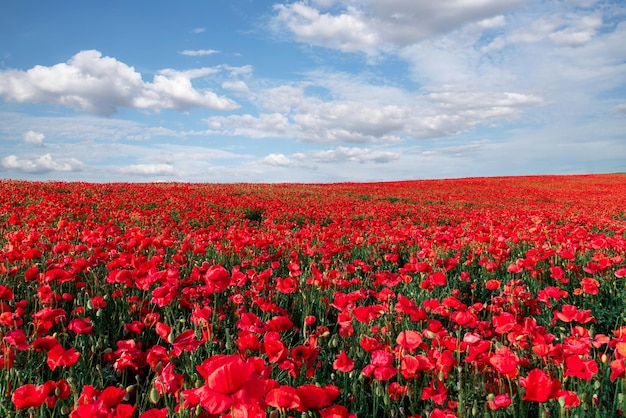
left=1, top=175, right=626, bottom=417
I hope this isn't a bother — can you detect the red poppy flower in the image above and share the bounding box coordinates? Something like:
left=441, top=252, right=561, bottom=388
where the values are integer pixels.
left=519, top=368, right=561, bottom=402
left=396, top=330, right=423, bottom=352
left=557, top=390, right=581, bottom=409
left=182, top=354, right=267, bottom=414
left=170, top=329, right=203, bottom=357
left=3, top=329, right=29, bottom=350
left=12, top=383, right=46, bottom=409
left=296, top=384, right=340, bottom=411
left=265, top=385, right=301, bottom=410
left=487, top=393, right=511, bottom=410
left=46, top=344, right=80, bottom=370
left=563, top=355, right=598, bottom=380
left=552, top=305, right=595, bottom=325
left=579, top=277, right=600, bottom=295
left=0, top=285, right=14, bottom=300
left=139, top=408, right=168, bottom=418
left=489, top=345, right=520, bottom=378
left=154, top=362, right=184, bottom=395
left=264, top=337, right=288, bottom=364
left=421, top=378, right=447, bottom=405
left=388, top=382, right=409, bottom=401
left=68, top=317, right=94, bottom=334
left=333, top=350, right=354, bottom=373
left=319, top=404, right=357, bottom=418
left=204, top=265, right=230, bottom=294
left=485, top=279, right=501, bottom=290
left=362, top=350, right=397, bottom=381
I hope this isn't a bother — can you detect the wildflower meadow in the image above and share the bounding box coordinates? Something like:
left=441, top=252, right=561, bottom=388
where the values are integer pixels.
left=1, top=175, right=625, bottom=417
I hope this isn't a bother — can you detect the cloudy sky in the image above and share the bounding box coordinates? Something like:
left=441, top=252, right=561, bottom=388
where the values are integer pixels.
left=1, top=0, right=625, bottom=182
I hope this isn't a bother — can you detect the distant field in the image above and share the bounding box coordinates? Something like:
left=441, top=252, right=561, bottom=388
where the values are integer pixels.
left=1, top=175, right=625, bottom=417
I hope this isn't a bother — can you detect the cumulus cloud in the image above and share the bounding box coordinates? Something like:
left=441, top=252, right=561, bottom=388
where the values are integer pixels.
left=271, top=0, right=527, bottom=52
left=0, top=153, right=83, bottom=173
left=22, top=130, right=45, bottom=147
left=0, top=50, right=238, bottom=115
left=260, top=153, right=295, bottom=167
left=205, top=77, right=544, bottom=143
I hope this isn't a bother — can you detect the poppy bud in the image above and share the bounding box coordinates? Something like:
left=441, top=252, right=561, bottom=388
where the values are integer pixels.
left=149, top=387, right=161, bottom=404
left=60, top=406, right=70, bottom=415
left=87, top=299, right=93, bottom=310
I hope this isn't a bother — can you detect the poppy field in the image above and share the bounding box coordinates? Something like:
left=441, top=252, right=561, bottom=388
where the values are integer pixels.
left=1, top=175, right=626, bottom=417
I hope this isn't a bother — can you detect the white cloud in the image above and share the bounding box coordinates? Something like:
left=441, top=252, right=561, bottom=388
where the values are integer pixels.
left=180, top=49, right=219, bottom=56
left=260, top=153, right=294, bottom=167
left=205, top=113, right=293, bottom=138
left=0, top=153, right=83, bottom=173
left=311, top=146, right=400, bottom=163
left=259, top=146, right=400, bottom=168
left=0, top=50, right=238, bottom=115
left=271, top=0, right=528, bottom=53
left=548, top=15, right=602, bottom=47
left=273, top=3, right=380, bottom=52
left=22, top=130, right=45, bottom=147
left=221, top=80, right=249, bottom=92
left=116, top=163, right=177, bottom=176
left=192, top=28, right=206, bottom=34
left=206, top=74, right=545, bottom=144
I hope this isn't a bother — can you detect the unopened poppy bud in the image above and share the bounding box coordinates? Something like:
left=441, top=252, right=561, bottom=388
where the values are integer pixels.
left=149, top=387, right=160, bottom=404
left=601, top=353, right=608, bottom=363
left=60, top=406, right=70, bottom=415
left=328, top=335, right=338, bottom=348
left=167, top=332, right=175, bottom=344
left=86, top=299, right=94, bottom=310
left=125, top=384, right=136, bottom=395
left=269, top=410, right=280, bottom=418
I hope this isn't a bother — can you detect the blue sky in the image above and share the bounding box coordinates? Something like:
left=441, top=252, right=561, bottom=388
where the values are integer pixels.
left=1, top=0, right=625, bottom=182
